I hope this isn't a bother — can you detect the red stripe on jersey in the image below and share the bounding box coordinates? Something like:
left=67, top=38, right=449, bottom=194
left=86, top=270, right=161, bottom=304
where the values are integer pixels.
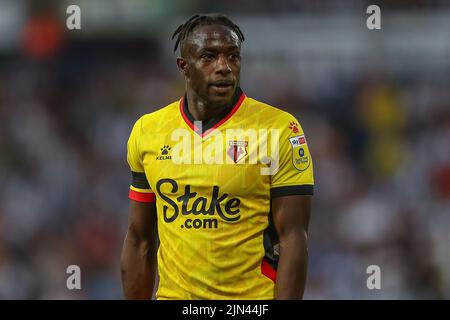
left=180, top=92, right=246, bottom=138
left=202, top=93, right=245, bottom=137
left=261, top=258, right=277, bottom=282
left=129, top=189, right=156, bottom=203
left=180, top=97, right=199, bottom=132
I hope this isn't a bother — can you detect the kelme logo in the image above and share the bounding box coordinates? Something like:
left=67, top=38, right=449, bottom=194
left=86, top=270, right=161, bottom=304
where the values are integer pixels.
left=156, top=145, right=172, bottom=160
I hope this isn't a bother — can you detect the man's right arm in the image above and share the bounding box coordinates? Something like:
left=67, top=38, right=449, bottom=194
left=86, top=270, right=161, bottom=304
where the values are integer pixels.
left=121, top=199, right=158, bottom=299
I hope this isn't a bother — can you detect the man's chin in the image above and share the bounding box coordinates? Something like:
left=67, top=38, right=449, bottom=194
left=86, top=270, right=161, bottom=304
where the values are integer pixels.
left=208, top=86, right=235, bottom=103
left=207, top=95, right=233, bottom=108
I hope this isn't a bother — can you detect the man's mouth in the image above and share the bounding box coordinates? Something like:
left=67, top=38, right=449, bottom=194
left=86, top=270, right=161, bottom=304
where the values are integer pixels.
left=210, top=80, right=234, bottom=88
left=210, top=81, right=234, bottom=93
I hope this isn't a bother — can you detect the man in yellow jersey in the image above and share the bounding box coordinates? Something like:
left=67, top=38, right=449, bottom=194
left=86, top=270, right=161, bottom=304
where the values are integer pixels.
left=121, top=14, right=314, bottom=300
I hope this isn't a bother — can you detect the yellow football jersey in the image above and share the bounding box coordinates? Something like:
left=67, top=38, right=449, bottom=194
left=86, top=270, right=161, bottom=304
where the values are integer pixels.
left=127, top=88, right=314, bottom=299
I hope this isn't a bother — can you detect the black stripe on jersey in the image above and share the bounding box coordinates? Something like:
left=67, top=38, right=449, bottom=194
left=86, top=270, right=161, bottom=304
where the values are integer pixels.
left=131, top=171, right=151, bottom=189
left=270, top=185, right=314, bottom=198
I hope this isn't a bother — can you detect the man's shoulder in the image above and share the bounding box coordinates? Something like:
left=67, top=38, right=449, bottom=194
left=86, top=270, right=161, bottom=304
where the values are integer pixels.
left=244, top=96, right=300, bottom=126
left=134, top=99, right=180, bottom=131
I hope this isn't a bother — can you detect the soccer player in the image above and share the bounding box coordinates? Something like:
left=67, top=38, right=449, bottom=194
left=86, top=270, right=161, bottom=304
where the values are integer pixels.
left=121, top=14, right=314, bottom=300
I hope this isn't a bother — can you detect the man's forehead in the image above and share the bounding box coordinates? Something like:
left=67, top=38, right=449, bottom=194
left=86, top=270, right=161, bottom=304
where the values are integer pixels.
left=187, top=25, right=240, bottom=49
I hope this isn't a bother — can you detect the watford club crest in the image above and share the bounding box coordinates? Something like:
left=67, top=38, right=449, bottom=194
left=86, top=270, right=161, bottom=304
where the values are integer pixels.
left=289, top=135, right=311, bottom=171
left=227, top=141, right=248, bottom=163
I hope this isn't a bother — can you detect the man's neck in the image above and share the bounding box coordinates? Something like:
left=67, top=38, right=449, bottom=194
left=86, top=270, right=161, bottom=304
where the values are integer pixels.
left=186, top=90, right=233, bottom=122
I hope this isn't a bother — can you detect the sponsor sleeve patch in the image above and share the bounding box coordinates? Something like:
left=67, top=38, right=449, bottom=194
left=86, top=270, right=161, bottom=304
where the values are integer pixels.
left=288, top=135, right=311, bottom=171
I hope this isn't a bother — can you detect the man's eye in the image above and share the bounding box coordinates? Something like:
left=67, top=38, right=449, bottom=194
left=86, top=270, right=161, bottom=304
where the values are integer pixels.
left=229, top=54, right=240, bottom=61
left=201, top=54, right=214, bottom=60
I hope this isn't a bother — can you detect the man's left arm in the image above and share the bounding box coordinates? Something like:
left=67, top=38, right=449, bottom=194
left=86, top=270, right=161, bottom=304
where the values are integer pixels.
left=271, top=194, right=312, bottom=300
left=269, top=113, right=314, bottom=299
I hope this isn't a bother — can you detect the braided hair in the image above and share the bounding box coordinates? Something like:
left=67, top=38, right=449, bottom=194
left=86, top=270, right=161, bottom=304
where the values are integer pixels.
left=172, top=14, right=245, bottom=53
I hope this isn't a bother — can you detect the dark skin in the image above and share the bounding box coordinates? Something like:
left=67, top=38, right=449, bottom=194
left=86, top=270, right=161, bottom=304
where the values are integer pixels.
left=121, top=201, right=158, bottom=299
left=121, top=24, right=312, bottom=300
left=272, top=194, right=311, bottom=299
left=176, top=24, right=241, bottom=121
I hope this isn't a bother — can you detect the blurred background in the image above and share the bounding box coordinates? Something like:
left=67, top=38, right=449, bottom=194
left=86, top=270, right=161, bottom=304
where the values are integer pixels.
left=0, top=0, right=449, bottom=299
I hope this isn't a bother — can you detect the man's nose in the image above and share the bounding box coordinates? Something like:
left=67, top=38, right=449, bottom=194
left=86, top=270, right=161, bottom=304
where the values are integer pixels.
left=216, top=54, right=231, bottom=73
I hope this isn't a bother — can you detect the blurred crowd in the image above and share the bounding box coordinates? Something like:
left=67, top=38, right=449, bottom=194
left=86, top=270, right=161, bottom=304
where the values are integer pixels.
left=0, top=2, right=450, bottom=299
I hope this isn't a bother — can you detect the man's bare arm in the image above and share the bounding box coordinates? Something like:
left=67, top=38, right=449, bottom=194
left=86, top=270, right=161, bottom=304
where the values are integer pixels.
left=271, top=195, right=312, bottom=299
left=121, top=200, right=158, bottom=299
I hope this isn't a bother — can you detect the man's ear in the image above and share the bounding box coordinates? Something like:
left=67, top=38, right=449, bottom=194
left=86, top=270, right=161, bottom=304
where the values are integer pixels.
left=176, top=57, right=189, bottom=77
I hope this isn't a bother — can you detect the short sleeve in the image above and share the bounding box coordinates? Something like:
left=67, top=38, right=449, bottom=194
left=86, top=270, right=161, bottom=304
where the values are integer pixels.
left=270, top=113, right=314, bottom=198
left=127, top=117, right=155, bottom=203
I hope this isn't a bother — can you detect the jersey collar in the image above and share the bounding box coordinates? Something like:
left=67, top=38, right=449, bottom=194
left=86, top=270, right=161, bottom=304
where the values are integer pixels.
left=180, top=87, right=246, bottom=138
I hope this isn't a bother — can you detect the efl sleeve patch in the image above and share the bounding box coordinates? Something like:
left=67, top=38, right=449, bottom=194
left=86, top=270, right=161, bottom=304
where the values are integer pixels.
left=270, top=114, right=314, bottom=193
